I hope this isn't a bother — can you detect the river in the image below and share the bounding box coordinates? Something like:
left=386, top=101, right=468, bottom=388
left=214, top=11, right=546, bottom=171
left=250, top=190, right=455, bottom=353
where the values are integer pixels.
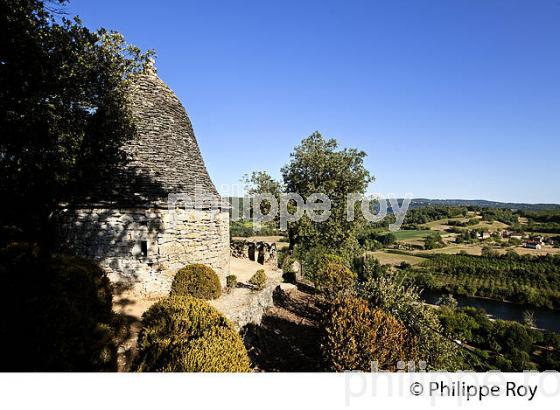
left=422, top=291, right=560, bottom=333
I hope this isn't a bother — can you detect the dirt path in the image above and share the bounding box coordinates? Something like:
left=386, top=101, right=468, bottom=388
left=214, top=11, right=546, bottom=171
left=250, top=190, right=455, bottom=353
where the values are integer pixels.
left=112, top=291, right=161, bottom=371
left=243, top=284, right=325, bottom=372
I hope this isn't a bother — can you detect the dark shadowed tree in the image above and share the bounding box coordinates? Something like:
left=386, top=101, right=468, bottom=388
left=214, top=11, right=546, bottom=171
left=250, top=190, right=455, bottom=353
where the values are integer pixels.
left=0, top=0, right=152, bottom=243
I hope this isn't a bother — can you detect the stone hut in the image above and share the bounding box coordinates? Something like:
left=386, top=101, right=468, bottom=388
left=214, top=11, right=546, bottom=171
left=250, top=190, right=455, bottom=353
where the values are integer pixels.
left=57, top=62, right=230, bottom=296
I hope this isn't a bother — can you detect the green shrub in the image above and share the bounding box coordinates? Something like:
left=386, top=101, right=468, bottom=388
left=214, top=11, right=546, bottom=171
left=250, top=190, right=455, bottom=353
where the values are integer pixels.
left=354, top=254, right=388, bottom=282
left=321, top=297, right=417, bottom=371
left=310, top=253, right=347, bottom=283
left=134, top=296, right=251, bottom=372
left=277, top=247, right=289, bottom=268
left=170, top=264, right=221, bottom=300
left=0, top=246, right=116, bottom=371
left=360, top=275, right=462, bottom=370
left=282, top=254, right=297, bottom=274
left=315, top=260, right=357, bottom=300
left=249, top=269, right=267, bottom=290
left=282, top=254, right=298, bottom=283
left=226, top=275, right=237, bottom=291
left=282, top=270, right=297, bottom=284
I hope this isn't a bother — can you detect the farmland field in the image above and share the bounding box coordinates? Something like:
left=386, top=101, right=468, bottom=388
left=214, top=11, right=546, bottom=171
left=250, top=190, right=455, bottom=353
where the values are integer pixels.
left=392, top=229, right=434, bottom=241
left=367, top=251, right=426, bottom=266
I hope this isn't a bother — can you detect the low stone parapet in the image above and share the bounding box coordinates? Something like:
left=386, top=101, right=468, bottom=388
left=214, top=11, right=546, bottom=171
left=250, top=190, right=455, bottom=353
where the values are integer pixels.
left=210, top=268, right=282, bottom=329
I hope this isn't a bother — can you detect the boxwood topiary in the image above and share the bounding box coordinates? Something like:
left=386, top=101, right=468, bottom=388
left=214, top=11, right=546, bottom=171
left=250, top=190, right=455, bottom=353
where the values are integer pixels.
left=315, top=260, right=357, bottom=300
left=321, top=297, right=417, bottom=371
left=134, top=296, right=251, bottom=372
left=226, top=274, right=237, bottom=292
left=249, top=269, right=267, bottom=290
left=170, top=264, right=221, bottom=300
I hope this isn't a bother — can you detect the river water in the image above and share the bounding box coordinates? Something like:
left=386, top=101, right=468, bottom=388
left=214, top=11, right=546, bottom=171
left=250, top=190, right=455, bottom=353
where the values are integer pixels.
left=422, top=291, right=560, bottom=333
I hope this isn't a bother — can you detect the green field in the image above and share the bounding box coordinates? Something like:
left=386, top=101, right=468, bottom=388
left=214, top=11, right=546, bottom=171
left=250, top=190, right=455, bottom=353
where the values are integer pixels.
left=392, top=229, right=434, bottom=241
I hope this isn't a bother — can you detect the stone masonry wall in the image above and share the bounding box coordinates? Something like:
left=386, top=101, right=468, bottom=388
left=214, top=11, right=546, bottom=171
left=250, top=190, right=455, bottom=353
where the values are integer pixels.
left=57, top=207, right=230, bottom=296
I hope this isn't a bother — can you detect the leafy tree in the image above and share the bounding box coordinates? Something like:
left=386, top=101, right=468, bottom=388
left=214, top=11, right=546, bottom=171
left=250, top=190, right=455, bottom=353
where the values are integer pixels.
left=481, top=245, right=498, bottom=258
left=424, top=233, right=444, bottom=250
left=242, top=170, right=283, bottom=224
left=360, top=274, right=462, bottom=370
left=0, top=0, right=152, bottom=243
left=522, top=310, right=536, bottom=328
left=281, top=131, right=373, bottom=256
left=437, top=294, right=458, bottom=310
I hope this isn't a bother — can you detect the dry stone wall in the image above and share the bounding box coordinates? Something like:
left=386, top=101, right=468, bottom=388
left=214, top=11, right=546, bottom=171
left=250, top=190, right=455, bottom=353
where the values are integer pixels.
left=58, top=206, right=230, bottom=296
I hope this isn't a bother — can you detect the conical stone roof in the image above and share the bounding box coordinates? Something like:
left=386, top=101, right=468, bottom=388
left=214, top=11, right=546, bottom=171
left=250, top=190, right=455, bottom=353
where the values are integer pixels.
left=77, top=64, right=222, bottom=209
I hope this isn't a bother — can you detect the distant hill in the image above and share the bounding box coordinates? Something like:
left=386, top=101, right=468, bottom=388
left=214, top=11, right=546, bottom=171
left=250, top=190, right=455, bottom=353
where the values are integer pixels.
left=407, top=198, right=560, bottom=211
left=226, top=196, right=560, bottom=213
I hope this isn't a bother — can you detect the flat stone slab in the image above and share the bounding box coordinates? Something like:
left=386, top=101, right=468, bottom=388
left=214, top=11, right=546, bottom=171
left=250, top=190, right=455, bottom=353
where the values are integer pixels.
left=279, top=283, right=297, bottom=293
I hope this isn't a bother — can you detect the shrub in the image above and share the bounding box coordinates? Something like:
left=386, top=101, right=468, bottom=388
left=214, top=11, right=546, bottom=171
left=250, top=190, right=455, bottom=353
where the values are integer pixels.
left=282, top=270, right=297, bottom=284
left=134, top=296, right=251, bottom=372
left=354, top=254, right=388, bottom=282
left=226, top=275, right=237, bottom=291
left=249, top=269, right=267, bottom=290
left=170, top=264, right=221, bottom=300
left=315, top=260, right=357, bottom=300
left=424, top=233, right=445, bottom=250
left=277, top=247, right=289, bottom=268
left=282, top=255, right=298, bottom=284
left=321, top=297, right=417, bottom=371
left=360, top=275, right=462, bottom=370
left=303, top=249, right=346, bottom=287
left=282, top=254, right=297, bottom=274
left=0, top=246, right=116, bottom=371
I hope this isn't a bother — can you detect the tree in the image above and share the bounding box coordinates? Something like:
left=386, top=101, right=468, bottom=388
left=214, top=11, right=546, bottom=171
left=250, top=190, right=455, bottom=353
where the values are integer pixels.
left=360, top=274, right=462, bottom=370
left=481, top=245, right=499, bottom=258
left=424, top=233, right=444, bottom=250
left=522, top=310, right=536, bottom=328
left=437, top=294, right=458, bottom=310
left=0, top=0, right=152, bottom=243
left=242, top=170, right=283, bottom=222
left=281, top=131, right=373, bottom=256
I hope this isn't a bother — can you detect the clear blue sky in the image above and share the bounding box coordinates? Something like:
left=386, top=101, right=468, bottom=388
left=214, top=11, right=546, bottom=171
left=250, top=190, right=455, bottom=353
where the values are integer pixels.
left=69, top=0, right=560, bottom=203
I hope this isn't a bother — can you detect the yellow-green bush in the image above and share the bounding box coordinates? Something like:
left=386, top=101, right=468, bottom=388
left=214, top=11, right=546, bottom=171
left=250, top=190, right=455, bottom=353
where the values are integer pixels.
left=170, top=264, right=221, bottom=300
left=249, top=269, right=267, bottom=290
left=315, top=260, right=357, bottom=300
left=305, top=252, right=347, bottom=284
left=321, top=297, right=417, bottom=371
left=134, top=296, right=251, bottom=372
left=226, top=274, right=237, bottom=289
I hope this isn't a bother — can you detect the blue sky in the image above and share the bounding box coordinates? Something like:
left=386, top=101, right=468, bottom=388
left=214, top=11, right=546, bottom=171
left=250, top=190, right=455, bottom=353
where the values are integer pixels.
left=69, top=0, right=560, bottom=203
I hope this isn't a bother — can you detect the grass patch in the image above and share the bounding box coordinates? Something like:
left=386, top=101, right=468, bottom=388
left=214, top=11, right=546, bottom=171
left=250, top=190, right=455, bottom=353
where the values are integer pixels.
left=392, top=229, right=434, bottom=241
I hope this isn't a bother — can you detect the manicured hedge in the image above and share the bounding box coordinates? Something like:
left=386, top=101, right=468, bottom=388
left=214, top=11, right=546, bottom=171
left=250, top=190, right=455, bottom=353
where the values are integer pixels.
left=134, top=296, right=251, bottom=372
left=170, top=264, right=221, bottom=300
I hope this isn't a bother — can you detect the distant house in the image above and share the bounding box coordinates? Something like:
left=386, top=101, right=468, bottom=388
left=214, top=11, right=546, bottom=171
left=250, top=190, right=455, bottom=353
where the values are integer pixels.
left=530, top=235, right=545, bottom=245
left=524, top=241, right=542, bottom=250
left=477, top=231, right=491, bottom=240
left=510, top=234, right=524, bottom=241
